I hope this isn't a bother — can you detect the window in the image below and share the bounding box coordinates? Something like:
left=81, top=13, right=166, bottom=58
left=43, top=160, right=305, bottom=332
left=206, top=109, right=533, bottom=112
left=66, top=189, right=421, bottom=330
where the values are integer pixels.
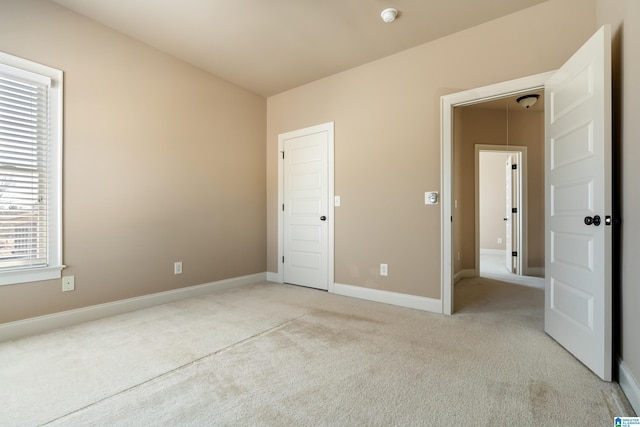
left=0, top=52, right=63, bottom=286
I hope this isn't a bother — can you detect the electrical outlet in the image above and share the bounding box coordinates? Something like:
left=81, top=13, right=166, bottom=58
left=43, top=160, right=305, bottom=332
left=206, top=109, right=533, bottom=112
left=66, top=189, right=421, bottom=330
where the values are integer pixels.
left=62, top=276, right=75, bottom=292
left=380, top=263, right=388, bottom=276
left=174, top=261, right=183, bottom=275
left=498, top=237, right=503, bottom=244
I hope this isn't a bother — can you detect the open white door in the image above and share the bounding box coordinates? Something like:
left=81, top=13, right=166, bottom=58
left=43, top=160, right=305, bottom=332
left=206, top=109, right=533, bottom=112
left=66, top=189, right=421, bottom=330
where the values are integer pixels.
left=505, top=153, right=521, bottom=275
left=544, top=25, right=612, bottom=381
left=505, top=155, right=513, bottom=273
left=512, top=155, right=521, bottom=275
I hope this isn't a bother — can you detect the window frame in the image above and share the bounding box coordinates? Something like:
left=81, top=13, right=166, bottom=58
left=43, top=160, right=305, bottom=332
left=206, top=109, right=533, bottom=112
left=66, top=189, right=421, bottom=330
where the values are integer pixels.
left=0, top=51, right=63, bottom=286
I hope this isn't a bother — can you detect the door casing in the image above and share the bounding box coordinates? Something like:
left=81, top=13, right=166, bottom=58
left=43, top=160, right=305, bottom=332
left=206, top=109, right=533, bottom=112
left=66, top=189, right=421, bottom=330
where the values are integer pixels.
left=441, top=72, right=554, bottom=315
left=475, top=145, right=528, bottom=277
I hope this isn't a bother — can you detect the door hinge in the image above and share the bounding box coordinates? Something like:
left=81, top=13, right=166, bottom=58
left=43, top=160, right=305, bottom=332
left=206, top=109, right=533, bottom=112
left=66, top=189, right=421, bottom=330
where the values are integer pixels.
left=512, top=164, right=517, bottom=170
left=281, top=151, right=285, bottom=159
left=282, top=256, right=285, bottom=263
left=282, top=204, right=285, bottom=211
left=512, top=207, right=517, bottom=213
left=512, top=251, right=518, bottom=257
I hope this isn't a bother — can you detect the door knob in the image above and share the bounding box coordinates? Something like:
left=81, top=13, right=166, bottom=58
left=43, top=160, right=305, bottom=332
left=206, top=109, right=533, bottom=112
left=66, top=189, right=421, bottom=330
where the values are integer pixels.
left=584, top=215, right=601, bottom=226
left=320, top=216, right=327, bottom=221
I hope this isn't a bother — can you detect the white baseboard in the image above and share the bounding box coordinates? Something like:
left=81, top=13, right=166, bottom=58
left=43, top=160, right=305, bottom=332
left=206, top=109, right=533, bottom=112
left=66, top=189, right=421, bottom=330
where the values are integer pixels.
left=333, top=283, right=441, bottom=314
left=0, top=272, right=267, bottom=342
left=454, top=269, right=476, bottom=284
left=620, top=360, right=640, bottom=415
left=266, top=271, right=280, bottom=282
left=527, top=267, right=545, bottom=277
left=480, top=248, right=506, bottom=255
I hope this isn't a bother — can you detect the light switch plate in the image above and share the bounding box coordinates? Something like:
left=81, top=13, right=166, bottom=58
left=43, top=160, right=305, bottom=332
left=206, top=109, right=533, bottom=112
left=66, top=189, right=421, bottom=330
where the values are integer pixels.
left=335, top=196, right=341, bottom=207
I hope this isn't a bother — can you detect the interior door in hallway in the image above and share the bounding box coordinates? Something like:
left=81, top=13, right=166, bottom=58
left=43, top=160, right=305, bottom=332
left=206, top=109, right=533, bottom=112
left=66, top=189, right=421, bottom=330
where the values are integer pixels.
left=282, top=126, right=330, bottom=290
left=505, top=154, right=521, bottom=274
left=544, top=25, right=612, bottom=381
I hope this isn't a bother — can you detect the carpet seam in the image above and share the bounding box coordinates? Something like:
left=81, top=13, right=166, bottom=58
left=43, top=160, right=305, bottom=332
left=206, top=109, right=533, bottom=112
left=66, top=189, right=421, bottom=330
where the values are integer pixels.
left=39, top=314, right=307, bottom=426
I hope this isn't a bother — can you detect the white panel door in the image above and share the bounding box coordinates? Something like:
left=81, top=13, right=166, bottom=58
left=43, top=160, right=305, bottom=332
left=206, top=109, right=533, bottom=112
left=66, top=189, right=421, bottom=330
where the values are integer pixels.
left=505, top=154, right=520, bottom=274
left=283, top=130, right=329, bottom=290
left=544, top=25, right=612, bottom=381
left=505, top=155, right=513, bottom=273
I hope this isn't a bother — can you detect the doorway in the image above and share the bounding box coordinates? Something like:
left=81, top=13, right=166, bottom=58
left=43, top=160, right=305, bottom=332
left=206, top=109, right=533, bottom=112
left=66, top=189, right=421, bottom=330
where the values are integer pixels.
left=442, top=26, right=613, bottom=382
left=477, top=146, right=529, bottom=273
left=440, top=71, right=553, bottom=315
left=476, top=146, right=545, bottom=288
left=450, top=93, right=545, bottom=294
left=479, top=150, right=518, bottom=275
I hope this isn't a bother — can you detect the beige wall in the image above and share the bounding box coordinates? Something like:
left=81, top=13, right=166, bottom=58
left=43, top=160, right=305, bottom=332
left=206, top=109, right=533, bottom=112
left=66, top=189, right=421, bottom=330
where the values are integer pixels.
left=456, top=105, right=545, bottom=272
left=0, top=0, right=267, bottom=323
left=597, top=0, right=640, bottom=399
left=267, top=0, right=595, bottom=299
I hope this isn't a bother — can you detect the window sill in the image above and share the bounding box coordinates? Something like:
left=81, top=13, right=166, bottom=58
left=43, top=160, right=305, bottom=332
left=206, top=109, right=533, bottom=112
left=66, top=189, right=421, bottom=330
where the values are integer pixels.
left=0, top=265, right=65, bottom=286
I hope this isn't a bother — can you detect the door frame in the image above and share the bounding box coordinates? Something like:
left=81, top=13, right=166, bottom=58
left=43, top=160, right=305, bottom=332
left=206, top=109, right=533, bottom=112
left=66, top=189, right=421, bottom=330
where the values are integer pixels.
left=441, top=72, right=554, bottom=315
left=277, top=122, right=335, bottom=291
left=475, top=145, right=528, bottom=277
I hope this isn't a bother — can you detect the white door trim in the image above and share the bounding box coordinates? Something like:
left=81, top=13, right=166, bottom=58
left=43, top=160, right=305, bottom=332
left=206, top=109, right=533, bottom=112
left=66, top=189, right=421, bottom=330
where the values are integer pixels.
left=277, top=122, right=335, bottom=292
left=475, top=145, right=528, bottom=277
left=441, top=72, right=554, bottom=315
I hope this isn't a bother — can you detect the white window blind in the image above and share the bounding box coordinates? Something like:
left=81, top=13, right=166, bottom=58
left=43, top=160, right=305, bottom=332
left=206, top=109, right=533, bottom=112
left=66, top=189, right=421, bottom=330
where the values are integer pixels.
left=0, top=52, right=62, bottom=286
left=0, top=69, right=50, bottom=270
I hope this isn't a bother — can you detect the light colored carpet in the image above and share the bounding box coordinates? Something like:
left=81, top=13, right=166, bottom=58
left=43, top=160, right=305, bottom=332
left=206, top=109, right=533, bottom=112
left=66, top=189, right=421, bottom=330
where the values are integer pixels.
left=480, top=252, right=545, bottom=289
left=0, top=280, right=634, bottom=426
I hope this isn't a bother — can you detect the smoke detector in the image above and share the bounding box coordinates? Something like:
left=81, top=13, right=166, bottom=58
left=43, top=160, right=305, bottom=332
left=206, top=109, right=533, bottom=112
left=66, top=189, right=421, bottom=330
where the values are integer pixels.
left=381, top=8, right=398, bottom=23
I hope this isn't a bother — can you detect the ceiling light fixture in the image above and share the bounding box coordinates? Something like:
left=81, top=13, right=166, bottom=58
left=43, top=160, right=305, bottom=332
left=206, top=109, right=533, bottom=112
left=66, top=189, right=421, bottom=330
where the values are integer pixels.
left=516, top=94, right=540, bottom=109
left=381, top=8, right=398, bottom=23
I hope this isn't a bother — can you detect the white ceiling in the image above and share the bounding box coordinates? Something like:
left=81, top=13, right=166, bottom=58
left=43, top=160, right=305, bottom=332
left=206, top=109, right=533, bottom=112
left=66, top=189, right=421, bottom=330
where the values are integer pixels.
left=51, top=0, right=548, bottom=97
